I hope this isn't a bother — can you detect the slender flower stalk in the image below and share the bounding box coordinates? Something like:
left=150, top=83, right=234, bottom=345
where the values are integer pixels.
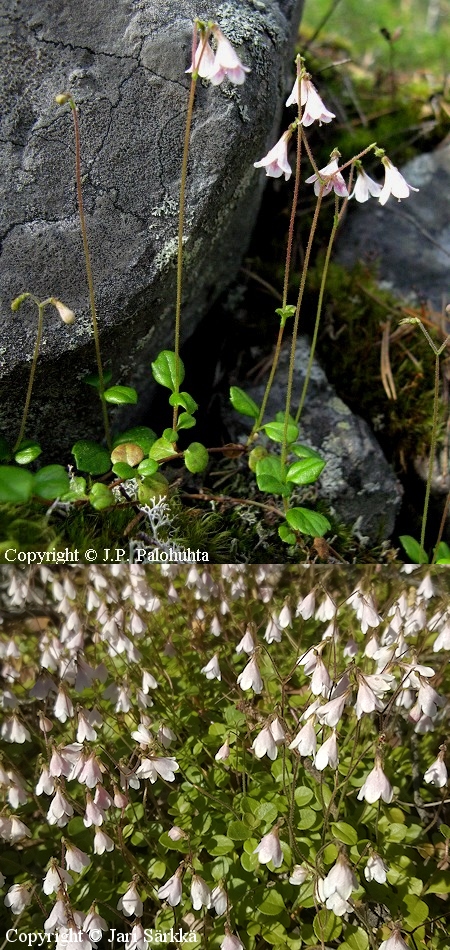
left=55, top=93, right=111, bottom=450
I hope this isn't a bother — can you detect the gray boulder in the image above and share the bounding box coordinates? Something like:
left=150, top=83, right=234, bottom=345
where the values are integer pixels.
left=0, top=0, right=304, bottom=455
left=226, top=337, right=403, bottom=543
left=335, top=144, right=450, bottom=316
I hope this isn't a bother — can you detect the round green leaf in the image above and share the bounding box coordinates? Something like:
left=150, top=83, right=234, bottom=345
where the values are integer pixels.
left=14, top=440, right=42, bottom=465
left=176, top=412, right=196, bottom=430
left=60, top=476, right=88, bottom=502
left=104, top=385, right=138, bottom=405
left=33, top=465, right=70, bottom=500
left=0, top=466, right=34, bottom=503
left=229, top=386, right=260, bottom=419
left=227, top=820, right=252, bottom=840
left=286, top=507, right=331, bottom=537
left=278, top=523, right=296, bottom=544
left=286, top=457, right=325, bottom=485
left=113, top=427, right=157, bottom=453
left=330, top=822, right=358, bottom=846
left=297, top=806, right=316, bottom=829
left=256, top=456, right=290, bottom=496
left=262, top=420, right=299, bottom=444
left=184, top=442, right=209, bottom=474
left=112, top=462, right=137, bottom=480
left=259, top=890, right=286, bottom=916
left=207, top=835, right=235, bottom=855
left=72, top=440, right=111, bottom=475
left=148, top=438, right=178, bottom=462
left=313, top=910, right=342, bottom=942
left=151, top=351, right=185, bottom=391
left=137, top=458, right=159, bottom=476
left=340, top=927, right=369, bottom=950
left=291, top=443, right=323, bottom=460
left=89, top=483, right=114, bottom=510
left=294, top=787, right=313, bottom=807
left=83, top=369, right=113, bottom=389
left=168, top=392, right=198, bottom=413
left=399, top=535, right=428, bottom=564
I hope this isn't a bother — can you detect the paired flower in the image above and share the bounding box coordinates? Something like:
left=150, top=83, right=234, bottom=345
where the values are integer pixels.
left=305, top=158, right=349, bottom=198
left=424, top=748, right=447, bottom=787
left=286, top=75, right=335, bottom=126
left=254, top=131, right=293, bottom=182
left=317, top=854, right=358, bottom=916
left=157, top=870, right=183, bottom=906
left=187, top=26, right=250, bottom=86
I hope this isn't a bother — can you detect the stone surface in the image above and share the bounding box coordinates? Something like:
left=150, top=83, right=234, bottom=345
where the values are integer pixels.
left=0, top=0, right=304, bottom=455
left=335, top=143, right=450, bottom=316
left=226, top=337, right=403, bottom=543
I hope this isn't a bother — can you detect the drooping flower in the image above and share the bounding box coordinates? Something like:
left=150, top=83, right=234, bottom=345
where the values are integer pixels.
left=128, top=923, right=148, bottom=950
left=236, top=655, right=263, bottom=693
left=168, top=825, right=186, bottom=841
left=236, top=627, right=255, bottom=654
left=211, top=884, right=227, bottom=915
left=1, top=715, right=31, bottom=744
left=364, top=853, right=388, bottom=884
left=158, top=870, right=183, bottom=906
left=64, top=841, right=91, bottom=872
left=191, top=874, right=212, bottom=910
left=296, top=590, right=315, bottom=619
left=4, top=883, right=32, bottom=914
left=220, top=934, right=243, bottom=950
left=83, top=909, right=108, bottom=939
left=286, top=75, right=335, bottom=126
left=289, top=865, right=309, bottom=885
left=135, top=756, right=179, bottom=783
left=424, top=750, right=447, bottom=787
left=215, top=739, right=231, bottom=762
left=117, top=882, right=143, bottom=917
left=94, top=828, right=114, bottom=854
left=253, top=828, right=283, bottom=867
left=305, top=158, right=349, bottom=198
left=318, top=854, right=358, bottom=915
left=43, top=865, right=74, bottom=895
left=252, top=725, right=277, bottom=760
left=289, top=718, right=317, bottom=756
left=357, top=758, right=393, bottom=804
left=350, top=167, right=381, bottom=202
left=47, top=788, right=74, bottom=826
left=208, top=27, right=250, bottom=85
left=379, top=157, right=419, bottom=205
left=201, top=654, right=222, bottom=681
left=379, top=930, right=410, bottom=950
left=254, top=131, right=292, bottom=181
left=314, top=730, right=339, bottom=771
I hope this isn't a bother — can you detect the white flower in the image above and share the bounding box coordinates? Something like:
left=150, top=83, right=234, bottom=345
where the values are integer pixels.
left=379, top=157, right=419, bottom=205
left=201, top=654, right=221, bottom=681
left=168, top=825, right=186, bottom=841
left=314, top=731, right=339, bottom=771
left=254, top=131, right=292, bottom=181
left=236, top=628, right=255, bottom=654
left=357, top=759, right=393, bottom=804
left=278, top=604, right=292, bottom=629
left=4, top=883, right=32, bottom=914
left=128, top=923, right=148, bottom=950
left=1, top=715, right=30, bottom=743
left=77, top=711, right=97, bottom=742
left=316, top=692, right=348, bottom=727
left=43, top=865, right=73, bottom=895
left=306, top=159, right=349, bottom=198
left=253, top=828, right=283, bottom=867
left=315, top=594, right=336, bottom=621
left=83, top=795, right=105, bottom=828
left=289, top=865, right=309, bottom=885
left=64, top=842, right=90, bottom=872
left=135, top=756, right=179, bottom=783
left=215, top=739, right=231, bottom=762
left=379, top=930, right=410, bottom=950
left=270, top=717, right=286, bottom=744
left=417, top=681, right=445, bottom=718
left=84, top=910, right=108, bottom=938
left=289, top=718, right=317, bottom=756
left=286, top=75, right=335, bottom=126
left=142, top=671, right=158, bottom=692
left=94, top=828, right=114, bottom=854
left=310, top=657, right=331, bottom=697
left=252, top=725, right=277, bottom=760
left=211, top=884, right=227, bottom=915
left=296, top=590, right=315, bottom=619
left=47, top=789, right=74, bottom=826
left=237, top=656, right=263, bottom=693
left=78, top=753, right=103, bottom=788
left=355, top=679, right=384, bottom=720
left=424, top=753, right=447, bottom=787
left=350, top=168, right=382, bottom=202
left=364, top=853, right=388, bottom=884
left=4, top=816, right=31, bottom=841
left=220, top=934, right=243, bottom=950
left=319, top=855, right=358, bottom=915
left=53, top=688, right=74, bottom=723
left=191, top=874, right=212, bottom=910
left=158, top=871, right=182, bottom=906
left=264, top=614, right=282, bottom=643
left=117, top=883, right=143, bottom=917
left=208, top=27, right=250, bottom=85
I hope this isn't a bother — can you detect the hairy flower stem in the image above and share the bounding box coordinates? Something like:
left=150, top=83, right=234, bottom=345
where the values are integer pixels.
left=69, top=97, right=111, bottom=450
left=249, top=122, right=303, bottom=442
left=173, top=74, right=198, bottom=432
left=281, top=189, right=324, bottom=474
left=13, top=300, right=45, bottom=453
left=295, top=195, right=340, bottom=424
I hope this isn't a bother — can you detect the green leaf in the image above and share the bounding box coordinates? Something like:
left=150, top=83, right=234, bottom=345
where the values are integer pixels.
left=72, top=440, right=111, bottom=476
left=112, top=462, right=137, bottom=480
left=435, top=542, right=450, bottom=560
left=89, top=483, right=114, bottom=511
left=297, top=807, right=316, bottom=830
left=399, top=535, right=428, bottom=564
left=83, top=369, right=113, bottom=389
left=278, top=523, right=296, bottom=544
left=255, top=802, right=278, bottom=824
left=294, top=787, right=313, bottom=807
left=256, top=456, right=291, bottom=497
left=137, top=459, right=159, bottom=476
left=113, top=427, right=157, bottom=453
left=424, top=873, right=450, bottom=895
left=104, top=385, right=138, bottom=405
left=14, top=440, right=42, bottom=465
left=60, top=476, right=88, bottom=502
left=440, top=824, right=450, bottom=838
left=287, top=457, right=325, bottom=485
left=313, top=910, right=342, bottom=942
left=229, top=386, right=260, bottom=419
left=33, top=465, right=70, bottom=500
left=340, top=927, right=369, bottom=950
left=163, top=428, right=178, bottom=442
left=148, top=438, right=178, bottom=462
left=176, top=412, right=196, bottom=430
left=330, top=822, right=358, bottom=846
left=0, top=466, right=34, bottom=503
left=286, top=507, right=331, bottom=537
left=138, top=473, right=169, bottom=502
left=262, top=420, right=299, bottom=444
left=259, top=890, right=286, bottom=916
left=291, top=443, right=323, bottom=460
left=402, top=895, right=429, bottom=928
left=184, top=442, right=209, bottom=474
left=207, top=835, right=235, bottom=855
left=227, top=820, right=252, bottom=840
left=151, top=351, right=185, bottom=391
left=168, top=392, right=198, bottom=413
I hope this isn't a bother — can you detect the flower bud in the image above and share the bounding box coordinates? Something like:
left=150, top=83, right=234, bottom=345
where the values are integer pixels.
left=51, top=298, right=75, bottom=324
left=55, top=92, right=72, bottom=105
